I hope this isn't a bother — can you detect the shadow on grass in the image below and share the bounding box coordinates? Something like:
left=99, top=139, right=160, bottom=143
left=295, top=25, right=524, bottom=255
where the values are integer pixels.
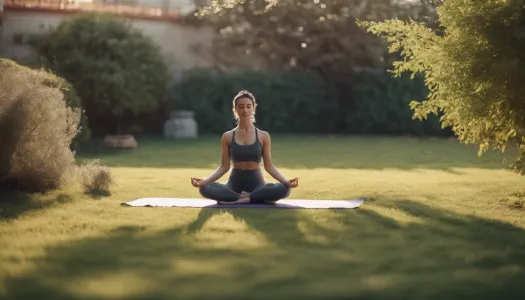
left=0, top=191, right=72, bottom=221
left=76, top=135, right=515, bottom=172
left=2, top=199, right=525, bottom=300
left=85, top=190, right=112, bottom=200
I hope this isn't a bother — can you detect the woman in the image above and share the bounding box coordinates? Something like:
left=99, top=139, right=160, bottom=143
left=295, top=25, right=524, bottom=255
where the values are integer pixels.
left=190, top=90, right=299, bottom=204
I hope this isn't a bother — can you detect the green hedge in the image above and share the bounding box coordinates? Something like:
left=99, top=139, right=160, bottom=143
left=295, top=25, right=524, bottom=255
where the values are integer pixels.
left=169, top=69, right=450, bottom=136
left=170, top=70, right=335, bottom=134
left=345, top=71, right=448, bottom=136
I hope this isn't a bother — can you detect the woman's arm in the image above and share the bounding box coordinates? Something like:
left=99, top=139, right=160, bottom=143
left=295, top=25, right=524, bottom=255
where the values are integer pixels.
left=261, top=131, right=290, bottom=186
left=201, top=132, right=231, bottom=186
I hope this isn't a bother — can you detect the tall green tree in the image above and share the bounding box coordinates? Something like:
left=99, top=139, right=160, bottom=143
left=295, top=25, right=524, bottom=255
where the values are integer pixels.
left=357, top=0, right=525, bottom=174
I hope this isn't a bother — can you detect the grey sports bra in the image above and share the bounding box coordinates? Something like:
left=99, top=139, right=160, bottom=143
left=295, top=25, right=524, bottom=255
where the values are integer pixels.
left=230, top=129, right=263, bottom=163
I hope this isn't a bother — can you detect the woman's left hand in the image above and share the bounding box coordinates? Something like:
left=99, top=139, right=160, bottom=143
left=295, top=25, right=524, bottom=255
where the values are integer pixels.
left=287, top=178, right=299, bottom=188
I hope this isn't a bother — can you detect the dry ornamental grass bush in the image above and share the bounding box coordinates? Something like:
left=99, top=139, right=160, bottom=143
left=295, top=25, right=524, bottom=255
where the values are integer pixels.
left=0, top=58, right=113, bottom=194
left=77, top=159, right=113, bottom=194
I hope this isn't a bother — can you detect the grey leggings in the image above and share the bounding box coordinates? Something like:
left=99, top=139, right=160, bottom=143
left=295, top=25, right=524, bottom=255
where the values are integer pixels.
left=199, top=168, right=290, bottom=203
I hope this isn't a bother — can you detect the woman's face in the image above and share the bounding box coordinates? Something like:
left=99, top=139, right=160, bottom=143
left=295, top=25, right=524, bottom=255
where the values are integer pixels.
left=235, top=97, right=255, bottom=119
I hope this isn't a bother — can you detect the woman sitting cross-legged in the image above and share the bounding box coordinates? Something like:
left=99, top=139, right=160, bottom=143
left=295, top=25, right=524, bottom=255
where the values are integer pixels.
left=190, top=90, right=298, bottom=204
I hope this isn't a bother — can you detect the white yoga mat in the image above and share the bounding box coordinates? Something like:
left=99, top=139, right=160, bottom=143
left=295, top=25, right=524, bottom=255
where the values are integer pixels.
left=121, top=197, right=366, bottom=209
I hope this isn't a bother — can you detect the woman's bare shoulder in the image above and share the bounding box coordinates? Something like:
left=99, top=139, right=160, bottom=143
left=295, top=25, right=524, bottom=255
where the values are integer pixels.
left=257, top=128, right=270, bottom=142
left=223, top=129, right=235, bottom=136
left=257, top=128, right=269, bottom=135
left=222, top=130, right=234, bottom=143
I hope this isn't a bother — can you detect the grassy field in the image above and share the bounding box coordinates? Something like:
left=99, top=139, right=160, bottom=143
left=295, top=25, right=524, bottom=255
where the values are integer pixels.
left=1, top=135, right=525, bottom=300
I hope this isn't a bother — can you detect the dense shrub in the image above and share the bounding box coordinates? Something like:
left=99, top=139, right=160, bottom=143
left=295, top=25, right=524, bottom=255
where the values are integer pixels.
left=20, top=56, right=91, bottom=148
left=169, top=69, right=447, bottom=135
left=0, top=58, right=112, bottom=194
left=31, top=13, right=170, bottom=136
left=44, top=73, right=91, bottom=148
left=0, top=58, right=80, bottom=192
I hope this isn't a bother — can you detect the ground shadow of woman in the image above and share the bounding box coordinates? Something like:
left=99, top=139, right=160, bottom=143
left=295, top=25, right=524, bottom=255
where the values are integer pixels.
left=184, top=206, right=312, bottom=249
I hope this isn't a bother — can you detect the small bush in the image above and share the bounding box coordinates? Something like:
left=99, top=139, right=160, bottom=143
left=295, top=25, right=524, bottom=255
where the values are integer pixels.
left=32, top=12, right=170, bottom=136
left=77, top=159, right=113, bottom=194
left=0, top=58, right=79, bottom=192
left=500, top=191, right=525, bottom=209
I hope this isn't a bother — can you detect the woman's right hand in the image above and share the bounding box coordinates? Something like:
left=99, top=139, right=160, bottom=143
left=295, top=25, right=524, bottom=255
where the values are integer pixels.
left=191, top=177, right=205, bottom=188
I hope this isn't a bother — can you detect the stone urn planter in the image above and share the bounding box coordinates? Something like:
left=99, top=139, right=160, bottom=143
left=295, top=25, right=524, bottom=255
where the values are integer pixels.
left=103, top=134, right=138, bottom=149
left=164, top=110, right=198, bottom=138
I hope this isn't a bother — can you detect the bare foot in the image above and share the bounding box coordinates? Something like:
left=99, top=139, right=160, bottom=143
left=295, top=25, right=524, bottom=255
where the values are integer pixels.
left=218, top=200, right=235, bottom=204
left=234, top=196, right=250, bottom=204
left=217, top=192, right=249, bottom=205
left=219, top=193, right=251, bottom=204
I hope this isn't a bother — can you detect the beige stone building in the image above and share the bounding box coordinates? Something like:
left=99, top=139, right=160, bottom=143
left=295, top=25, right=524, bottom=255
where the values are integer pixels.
left=0, top=0, right=215, bottom=78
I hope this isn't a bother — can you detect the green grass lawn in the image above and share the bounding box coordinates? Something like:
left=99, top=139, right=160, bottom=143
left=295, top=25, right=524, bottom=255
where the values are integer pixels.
left=1, top=135, right=525, bottom=300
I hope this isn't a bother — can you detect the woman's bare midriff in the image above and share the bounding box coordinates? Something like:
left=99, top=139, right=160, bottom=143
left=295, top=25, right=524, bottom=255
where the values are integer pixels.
left=232, top=161, right=261, bottom=170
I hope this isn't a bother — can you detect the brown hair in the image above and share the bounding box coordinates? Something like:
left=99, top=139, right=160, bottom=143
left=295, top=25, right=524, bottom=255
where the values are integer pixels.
left=232, top=90, right=257, bottom=123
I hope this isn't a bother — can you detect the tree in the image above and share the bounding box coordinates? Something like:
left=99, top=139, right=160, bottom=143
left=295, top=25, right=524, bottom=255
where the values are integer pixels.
left=190, top=0, right=433, bottom=74
left=32, top=13, right=170, bottom=135
left=357, top=0, right=525, bottom=174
